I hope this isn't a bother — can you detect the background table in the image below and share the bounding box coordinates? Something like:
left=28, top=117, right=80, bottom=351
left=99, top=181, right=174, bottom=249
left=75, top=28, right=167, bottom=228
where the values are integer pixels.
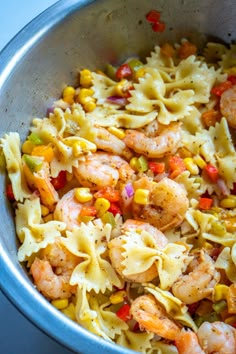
left=0, top=1, right=75, bottom=353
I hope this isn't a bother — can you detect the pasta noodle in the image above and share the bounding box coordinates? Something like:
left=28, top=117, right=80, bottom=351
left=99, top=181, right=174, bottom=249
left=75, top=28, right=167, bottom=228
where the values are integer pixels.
left=2, top=38, right=236, bottom=352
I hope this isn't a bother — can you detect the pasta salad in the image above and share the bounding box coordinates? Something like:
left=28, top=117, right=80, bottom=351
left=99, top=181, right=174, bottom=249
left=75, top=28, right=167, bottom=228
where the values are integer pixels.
left=2, top=38, right=236, bottom=353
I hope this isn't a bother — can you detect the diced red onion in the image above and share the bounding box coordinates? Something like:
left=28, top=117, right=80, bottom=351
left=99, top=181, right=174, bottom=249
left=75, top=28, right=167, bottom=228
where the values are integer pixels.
left=46, top=106, right=55, bottom=117
left=125, top=183, right=134, bottom=198
left=106, top=96, right=127, bottom=106
left=217, top=177, right=230, bottom=196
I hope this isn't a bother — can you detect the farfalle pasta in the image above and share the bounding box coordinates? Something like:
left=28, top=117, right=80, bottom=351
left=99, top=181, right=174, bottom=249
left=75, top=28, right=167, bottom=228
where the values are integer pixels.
left=2, top=38, right=236, bottom=353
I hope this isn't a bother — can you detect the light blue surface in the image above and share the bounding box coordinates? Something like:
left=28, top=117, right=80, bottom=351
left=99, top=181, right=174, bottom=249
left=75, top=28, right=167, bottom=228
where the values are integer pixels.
left=0, top=1, right=74, bottom=353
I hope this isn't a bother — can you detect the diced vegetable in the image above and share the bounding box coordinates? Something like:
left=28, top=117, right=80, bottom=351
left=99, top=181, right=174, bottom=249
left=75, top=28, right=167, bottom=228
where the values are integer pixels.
left=74, top=187, right=93, bottom=203
left=94, top=186, right=120, bottom=202
left=31, top=145, right=54, bottom=163
left=148, top=161, right=165, bottom=174
left=178, top=41, right=197, bottom=59
left=168, top=156, right=186, bottom=179
left=134, top=188, right=149, bottom=205
left=116, top=303, right=131, bottom=322
left=201, top=109, right=221, bottom=128
left=227, top=75, right=236, bottom=85
left=108, top=202, right=122, bottom=216
left=28, top=132, right=43, bottom=145
left=95, top=197, right=111, bottom=217
left=6, top=183, right=15, bottom=202
left=116, top=64, right=132, bottom=80
left=211, top=80, right=232, bottom=96
left=101, top=211, right=116, bottom=227
left=51, top=170, right=67, bottom=190
left=199, top=197, right=213, bottom=210
left=145, top=9, right=161, bottom=23
left=152, top=21, right=166, bottom=32
left=23, top=154, right=43, bottom=173
left=79, top=206, right=97, bottom=217
left=204, top=163, right=219, bottom=183
left=227, top=284, right=236, bottom=314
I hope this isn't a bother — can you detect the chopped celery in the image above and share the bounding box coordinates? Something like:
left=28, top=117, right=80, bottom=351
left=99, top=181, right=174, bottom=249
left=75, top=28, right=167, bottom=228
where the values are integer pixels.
left=101, top=211, right=116, bottom=227
left=212, top=300, right=227, bottom=314
left=127, top=58, right=143, bottom=73
left=194, top=312, right=220, bottom=327
left=137, top=155, right=148, bottom=172
left=28, top=132, right=43, bottom=145
left=105, top=64, right=117, bottom=81
left=23, top=154, right=43, bottom=173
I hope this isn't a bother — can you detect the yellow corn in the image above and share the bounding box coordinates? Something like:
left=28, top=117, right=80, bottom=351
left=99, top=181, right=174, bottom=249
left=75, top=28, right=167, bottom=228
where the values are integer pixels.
left=220, top=196, right=236, bottom=209
left=95, top=197, right=111, bottom=217
left=61, top=303, right=76, bottom=321
left=74, top=187, right=93, bottom=203
left=83, top=100, right=96, bottom=112
left=135, top=67, right=146, bottom=80
left=114, top=79, right=129, bottom=97
left=51, top=298, right=69, bottom=310
left=40, top=204, right=50, bottom=217
left=214, top=284, right=229, bottom=301
left=80, top=69, right=93, bottom=87
left=193, top=155, right=207, bottom=169
left=108, top=127, right=126, bottom=140
left=184, top=157, right=199, bottom=175
left=63, top=86, right=75, bottom=104
left=129, top=157, right=139, bottom=171
left=110, top=290, right=126, bottom=305
left=134, top=188, right=149, bottom=205
left=77, top=88, right=94, bottom=104
left=22, top=140, right=35, bottom=154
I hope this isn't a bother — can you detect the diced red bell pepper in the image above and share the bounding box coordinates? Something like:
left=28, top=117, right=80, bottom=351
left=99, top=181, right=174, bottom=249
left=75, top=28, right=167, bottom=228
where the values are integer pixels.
left=94, top=186, right=120, bottom=202
left=116, top=303, right=131, bottom=322
left=6, top=183, right=15, bottom=202
left=51, top=170, right=67, bottom=190
left=152, top=21, right=166, bottom=33
left=227, top=75, right=236, bottom=85
left=211, top=80, right=232, bottom=97
left=109, top=202, right=122, bottom=216
left=187, top=302, right=199, bottom=315
left=80, top=206, right=97, bottom=217
left=116, top=64, right=132, bottom=80
left=145, top=9, right=161, bottom=23
left=148, top=161, right=165, bottom=174
left=199, top=197, right=213, bottom=210
left=204, top=164, right=219, bottom=183
left=168, top=156, right=186, bottom=179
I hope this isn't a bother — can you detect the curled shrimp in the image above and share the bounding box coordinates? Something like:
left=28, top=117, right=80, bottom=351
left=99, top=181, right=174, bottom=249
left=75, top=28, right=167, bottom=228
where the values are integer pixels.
left=93, top=127, right=133, bottom=159
left=130, top=294, right=181, bottom=340
left=220, top=85, right=236, bottom=129
left=54, top=188, right=93, bottom=230
left=123, top=121, right=182, bottom=158
left=172, top=250, right=220, bottom=304
left=132, top=176, right=189, bottom=231
left=30, top=239, right=79, bottom=300
left=175, top=322, right=236, bottom=354
left=74, top=152, right=134, bottom=189
left=108, top=219, right=168, bottom=283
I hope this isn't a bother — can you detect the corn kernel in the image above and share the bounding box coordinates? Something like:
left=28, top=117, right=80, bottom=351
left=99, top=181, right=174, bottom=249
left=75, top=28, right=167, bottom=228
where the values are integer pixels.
left=110, top=290, right=126, bottom=305
left=135, top=67, right=146, bottom=80
left=193, top=155, right=207, bottom=169
left=80, top=69, right=93, bottom=87
left=220, top=196, right=236, bottom=209
left=22, top=140, right=35, bottom=154
left=130, top=157, right=139, bottom=171
left=214, top=284, right=229, bottom=301
left=83, top=100, right=96, bottom=112
left=114, top=79, right=129, bottom=97
left=210, top=221, right=226, bottom=235
left=108, top=127, right=126, bottom=140
left=184, top=157, right=199, bottom=175
left=95, top=197, right=110, bottom=217
left=134, top=189, right=149, bottom=205
left=63, top=95, right=74, bottom=105
left=61, top=303, right=76, bottom=321
left=77, top=88, right=94, bottom=104
left=40, top=204, right=50, bottom=217
left=63, top=86, right=75, bottom=97
left=74, top=187, right=93, bottom=203
left=51, top=298, right=69, bottom=310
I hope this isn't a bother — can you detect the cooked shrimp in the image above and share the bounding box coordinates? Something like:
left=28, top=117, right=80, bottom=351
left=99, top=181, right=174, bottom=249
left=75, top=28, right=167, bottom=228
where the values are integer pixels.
left=132, top=176, right=189, bottom=231
left=108, top=220, right=168, bottom=282
left=175, top=329, right=205, bottom=354
left=123, top=122, right=182, bottom=158
left=175, top=322, right=236, bottom=354
left=172, top=250, right=220, bottom=304
left=197, top=321, right=236, bottom=354
left=74, top=152, right=134, bottom=189
left=130, top=294, right=181, bottom=340
left=54, top=188, right=93, bottom=230
left=220, top=85, right=236, bottom=128
left=93, top=127, right=133, bottom=159
left=31, top=239, right=79, bottom=300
